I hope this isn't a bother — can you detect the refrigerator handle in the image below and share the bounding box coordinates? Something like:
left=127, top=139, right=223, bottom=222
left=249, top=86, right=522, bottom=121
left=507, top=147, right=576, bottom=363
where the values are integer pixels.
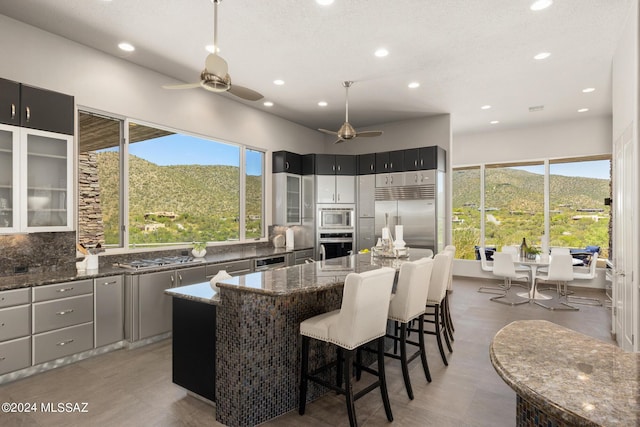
left=320, top=244, right=326, bottom=261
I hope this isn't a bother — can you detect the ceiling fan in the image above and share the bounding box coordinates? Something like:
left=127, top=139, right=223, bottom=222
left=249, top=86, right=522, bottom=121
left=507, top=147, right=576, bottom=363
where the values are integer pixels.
left=162, top=0, right=263, bottom=101
left=318, top=81, right=383, bottom=144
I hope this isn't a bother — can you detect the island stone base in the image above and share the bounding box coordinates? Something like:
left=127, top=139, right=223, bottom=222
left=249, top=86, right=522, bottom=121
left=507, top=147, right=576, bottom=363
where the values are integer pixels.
left=517, top=395, right=567, bottom=427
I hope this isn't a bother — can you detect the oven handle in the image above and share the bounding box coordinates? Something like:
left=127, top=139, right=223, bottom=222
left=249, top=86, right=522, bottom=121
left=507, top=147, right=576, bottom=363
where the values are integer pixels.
left=318, top=238, right=353, bottom=243
left=320, top=244, right=326, bottom=261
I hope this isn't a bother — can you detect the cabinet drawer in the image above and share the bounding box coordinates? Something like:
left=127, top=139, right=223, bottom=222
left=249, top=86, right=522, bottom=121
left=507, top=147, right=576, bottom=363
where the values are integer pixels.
left=32, top=322, right=93, bottom=365
left=33, top=279, right=93, bottom=302
left=206, top=259, right=252, bottom=277
left=0, top=337, right=31, bottom=375
left=33, top=294, right=93, bottom=334
left=0, top=287, right=30, bottom=309
left=294, top=249, right=314, bottom=261
left=0, top=305, right=30, bottom=342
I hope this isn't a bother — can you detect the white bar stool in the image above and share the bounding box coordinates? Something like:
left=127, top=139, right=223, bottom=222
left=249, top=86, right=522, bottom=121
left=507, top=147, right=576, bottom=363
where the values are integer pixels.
left=298, top=267, right=396, bottom=427
left=423, top=252, right=453, bottom=366
left=386, top=257, right=434, bottom=399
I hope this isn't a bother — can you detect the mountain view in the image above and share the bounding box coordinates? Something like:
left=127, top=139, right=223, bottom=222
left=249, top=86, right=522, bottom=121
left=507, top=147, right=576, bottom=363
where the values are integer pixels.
left=96, top=151, right=263, bottom=245
left=452, top=168, right=610, bottom=259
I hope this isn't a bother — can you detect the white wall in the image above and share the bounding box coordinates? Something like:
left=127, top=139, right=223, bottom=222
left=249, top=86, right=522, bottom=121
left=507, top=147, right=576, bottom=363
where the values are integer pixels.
left=453, top=115, right=612, bottom=167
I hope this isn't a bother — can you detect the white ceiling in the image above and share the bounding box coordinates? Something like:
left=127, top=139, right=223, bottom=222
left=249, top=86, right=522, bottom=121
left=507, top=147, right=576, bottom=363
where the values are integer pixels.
left=0, top=0, right=632, bottom=135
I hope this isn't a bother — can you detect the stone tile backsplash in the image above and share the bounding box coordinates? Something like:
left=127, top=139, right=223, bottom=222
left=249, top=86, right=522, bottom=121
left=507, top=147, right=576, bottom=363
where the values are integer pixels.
left=0, top=232, right=76, bottom=276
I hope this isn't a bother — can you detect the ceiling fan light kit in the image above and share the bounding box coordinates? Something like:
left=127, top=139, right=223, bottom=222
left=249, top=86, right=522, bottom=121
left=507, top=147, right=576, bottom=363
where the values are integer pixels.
left=318, top=81, right=383, bottom=144
left=162, top=0, right=263, bottom=101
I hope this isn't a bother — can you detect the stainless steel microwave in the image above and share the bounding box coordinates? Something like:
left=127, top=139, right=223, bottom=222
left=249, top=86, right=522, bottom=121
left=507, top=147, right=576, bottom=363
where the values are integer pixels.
left=319, top=207, right=354, bottom=229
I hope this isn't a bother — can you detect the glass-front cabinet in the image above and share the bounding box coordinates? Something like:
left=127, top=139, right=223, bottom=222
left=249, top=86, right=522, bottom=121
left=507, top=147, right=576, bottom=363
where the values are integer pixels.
left=0, top=124, right=73, bottom=233
left=273, top=173, right=301, bottom=225
left=0, top=125, right=19, bottom=232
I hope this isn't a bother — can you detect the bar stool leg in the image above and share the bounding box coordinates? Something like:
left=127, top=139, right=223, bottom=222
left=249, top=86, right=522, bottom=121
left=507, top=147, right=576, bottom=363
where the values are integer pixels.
left=434, top=304, right=448, bottom=366
left=399, top=322, right=414, bottom=400
left=299, top=335, right=310, bottom=415
left=441, top=301, right=453, bottom=353
left=336, top=347, right=343, bottom=390
left=443, top=294, right=455, bottom=341
left=417, top=314, right=432, bottom=382
left=377, top=337, right=393, bottom=422
left=343, top=349, right=357, bottom=427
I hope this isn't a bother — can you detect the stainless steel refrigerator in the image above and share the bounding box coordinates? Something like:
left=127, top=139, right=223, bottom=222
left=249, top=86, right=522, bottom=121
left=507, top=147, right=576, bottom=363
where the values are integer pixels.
left=373, top=170, right=444, bottom=252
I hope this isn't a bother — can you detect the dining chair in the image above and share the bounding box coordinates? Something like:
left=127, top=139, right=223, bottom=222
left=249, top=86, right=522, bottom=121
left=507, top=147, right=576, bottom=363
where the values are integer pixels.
left=478, top=247, right=508, bottom=295
left=489, top=252, right=530, bottom=306
left=550, top=247, right=571, bottom=255
left=569, top=252, right=602, bottom=306
left=501, top=245, right=530, bottom=274
left=534, top=254, right=578, bottom=311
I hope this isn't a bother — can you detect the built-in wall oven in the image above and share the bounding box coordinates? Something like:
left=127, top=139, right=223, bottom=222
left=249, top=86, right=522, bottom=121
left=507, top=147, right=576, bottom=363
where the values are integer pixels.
left=317, top=205, right=355, bottom=260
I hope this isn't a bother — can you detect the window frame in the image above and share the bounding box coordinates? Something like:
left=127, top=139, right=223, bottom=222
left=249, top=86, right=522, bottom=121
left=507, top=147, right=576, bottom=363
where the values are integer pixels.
left=77, top=108, right=267, bottom=253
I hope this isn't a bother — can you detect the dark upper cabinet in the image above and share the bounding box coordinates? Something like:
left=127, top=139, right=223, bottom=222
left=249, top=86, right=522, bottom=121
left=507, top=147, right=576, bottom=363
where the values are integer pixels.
left=0, top=78, right=20, bottom=126
left=419, top=146, right=446, bottom=171
left=272, top=151, right=302, bottom=174
left=376, top=151, right=404, bottom=173
left=357, top=153, right=376, bottom=175
left=20, top=84, right=74, bottom=135
left=315, top=154, right=356, bottom=175
left=403, top=148, right=420, bottom=171
left=302, top=154, right=315, bottom=175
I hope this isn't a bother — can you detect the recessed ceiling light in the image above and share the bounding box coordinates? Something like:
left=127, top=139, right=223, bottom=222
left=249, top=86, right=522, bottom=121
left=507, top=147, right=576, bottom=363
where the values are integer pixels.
left=205, top=45, right=220, bottom=53
left=529, top=105, right=544, bottom=112
left=530, top=0, right=553, bottom=11
left=534, top=52, right=551, bottom=60
left=481, top=105, right=492, bottom=110
left=118, top=42, right=135, bottom=52
left=318, top=101, right=328, bottom=107
left=490, top=120, right=500, bottom=125
left=374, top=48, right=389, bottom=58
left=315, top=0, right=334, bottom=5
left=263, top=101, right=274, bottom=107
left=273, top=79, right=285, bottom=86
left=578, top=108, right=589, bottom=113
left=408, top=82, right=420, bottom=89
left=582, top=87, right=595, bottom=93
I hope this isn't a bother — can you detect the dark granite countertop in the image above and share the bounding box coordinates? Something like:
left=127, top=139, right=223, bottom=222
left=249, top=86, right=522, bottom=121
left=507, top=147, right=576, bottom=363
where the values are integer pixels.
left=490, top=320, right=639, bottom=426
left=165, top=249, right=433, bottom=302
left=0, top=246, right=313, bottom=292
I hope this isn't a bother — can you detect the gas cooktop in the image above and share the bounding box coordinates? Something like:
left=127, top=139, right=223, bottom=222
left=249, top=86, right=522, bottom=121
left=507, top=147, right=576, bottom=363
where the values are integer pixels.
left=114, top=255, right=199, bottom=270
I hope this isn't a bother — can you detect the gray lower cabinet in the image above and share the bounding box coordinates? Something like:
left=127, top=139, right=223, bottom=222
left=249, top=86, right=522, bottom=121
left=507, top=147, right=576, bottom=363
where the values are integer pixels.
left=135, top=265, right=207, bottom=341
left=0, top=287, right=31, bottom=375
left=0, top=337, right=31, bottom=375
left=32, top=279, right=93, bottom=302
left=32, top=322, right=93, bottom=365
left=94, top=275, right=124, bottom=348
left=206, top=259, right=252, bottom=278
left=32, top=294, right=93, bottom=334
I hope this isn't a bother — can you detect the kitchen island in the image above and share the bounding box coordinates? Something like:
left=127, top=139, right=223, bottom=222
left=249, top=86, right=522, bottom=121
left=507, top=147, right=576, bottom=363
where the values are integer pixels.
left=166, top=249, right=433, bottom=427
left=490, top=320, right=639, bottom=426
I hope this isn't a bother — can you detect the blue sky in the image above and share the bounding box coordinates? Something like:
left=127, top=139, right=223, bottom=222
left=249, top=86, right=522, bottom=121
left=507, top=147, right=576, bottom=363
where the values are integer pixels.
left=128, top=134, right=263, bottom=176
left=513, top=160, right=610, bottom=180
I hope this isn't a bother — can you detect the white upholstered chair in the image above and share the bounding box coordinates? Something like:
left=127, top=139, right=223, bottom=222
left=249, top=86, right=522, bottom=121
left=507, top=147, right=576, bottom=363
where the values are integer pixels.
left=424, top=252, right=453, bottom=366
left=489, top=252, right=530, bottom=306
left=299, top=267, right=396, bottom=427
left=386, top=257, right=434, bottom=399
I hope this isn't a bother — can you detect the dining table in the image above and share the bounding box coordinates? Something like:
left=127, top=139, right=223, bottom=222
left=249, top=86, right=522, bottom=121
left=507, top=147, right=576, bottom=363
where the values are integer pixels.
left=514, top=255, right=584, bottom=300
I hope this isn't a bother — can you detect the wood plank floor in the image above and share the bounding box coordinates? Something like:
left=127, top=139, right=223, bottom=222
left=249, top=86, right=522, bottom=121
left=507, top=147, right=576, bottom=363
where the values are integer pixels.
left=0, top=278, right=613, bottom=427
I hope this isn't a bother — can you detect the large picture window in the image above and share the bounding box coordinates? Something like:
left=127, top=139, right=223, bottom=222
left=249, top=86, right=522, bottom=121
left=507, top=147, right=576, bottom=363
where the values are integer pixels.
left=78, top=111, right=265, bottom=249
left=452, top=157, right=611, bottom=260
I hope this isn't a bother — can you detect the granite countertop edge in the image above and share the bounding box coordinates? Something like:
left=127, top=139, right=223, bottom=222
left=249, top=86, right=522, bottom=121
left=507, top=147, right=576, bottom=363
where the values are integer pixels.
left=0, top=246, right=313, bottom=291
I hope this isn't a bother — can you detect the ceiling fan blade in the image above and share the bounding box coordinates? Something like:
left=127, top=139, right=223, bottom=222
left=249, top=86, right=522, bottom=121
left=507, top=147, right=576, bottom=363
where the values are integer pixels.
left=355, top=130, right=383, bottom=137
left=228, top=85, right=264, bottom=101
left=205, top=53, right=228, bottom=77
left=162, top=83, right=202, bottom=90
left=333, top=138, right=345, bottom=144
left=318, top=128, right=339, bottom=136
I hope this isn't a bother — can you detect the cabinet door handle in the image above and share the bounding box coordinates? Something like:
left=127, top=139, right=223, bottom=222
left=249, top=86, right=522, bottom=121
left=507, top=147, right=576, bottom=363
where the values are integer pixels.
left=56, top=339, right=74, bottom=347
left=178, top=274, right=183, bottom=285
left=11, top=103, right=15, bottom=119
left=25, top=106, right=30, bottom=122
left=332, top=164, right=335, bottom=171
left=390, top=162, right=393, bottom=169
left=390, top=176, right=394, bottom=184
left=337, top=193, right=340, bottom=201
left=56, top=287, right=74, bottom=293
left=420, top=159, right=424, bottom=166
left=332, top=194, right=335, bottom=201
left=414, top=159, right=418, bottom=167
left=370, top=164, right=374, bottom=171
left=385, top=176, right=388, bottom=185
left=285, top=161, right=289, bottom=170
left=101, top=280, right=117, bottom=286
left=415, top=175, right=418, bottom=183
left=384, top=162, right=388, bottom=169
left=170, top=275, right=175, bottom=286
left=56, top=309, right=74, bottom=316
left=337, top=164, right=341, bottom=171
